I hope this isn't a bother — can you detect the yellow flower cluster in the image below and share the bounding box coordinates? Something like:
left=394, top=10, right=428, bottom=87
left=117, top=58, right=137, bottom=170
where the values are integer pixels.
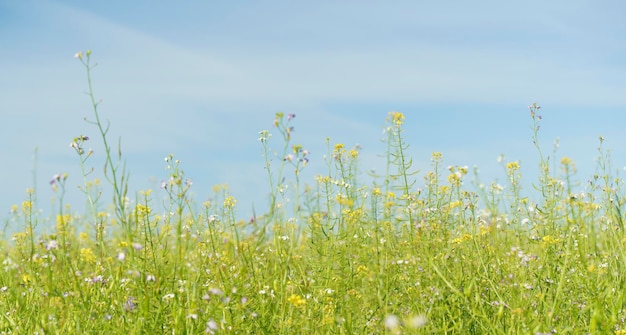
left=56, top=214, right=72, bottom=232
left=224, top=196, right=237, bottom=209
left=506, top=161, right=520, bottom=171
left=80, top=248, right=97, bottom=264
left=560, top=156, right=572, bottom=165
left=452, top=234, right=473, bottom=244
left=541, top=235, right=562, bottom=247
left=136, top=204, right=151, bottom=216
left=287, top=294, right=306, bottom=308
left=333, top=143, right=346, bottom=160
left=388, top=112, right=405, bottom=126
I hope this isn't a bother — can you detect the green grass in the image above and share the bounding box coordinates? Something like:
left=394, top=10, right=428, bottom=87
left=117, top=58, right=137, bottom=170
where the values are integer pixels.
left=2, top=51, right=626, bottom=334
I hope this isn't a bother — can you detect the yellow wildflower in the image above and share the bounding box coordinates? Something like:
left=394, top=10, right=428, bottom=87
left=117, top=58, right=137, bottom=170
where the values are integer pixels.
left=287, top=294, right=306, bottom=308
left=80, top=248, right=97, bottom=264
left=506, top=161, right=520, bottom=171
left=136, top=204, right=151, bottom=215
left=561, top=156, right=572, bottom=165
left=388, top=112, right=405, bottom=126
left=224, top=196, right=237, bottom=209
left=333, top=143, right=346, bottom=160
left=431, top=152, right=443, bottom=162
left=56, top=214, right=72, bottom=231
left=541, top=235, right=561, bottom=247
left=452, top=234, right=473, bottom=244
left=449, top=200, right=463, bottom=209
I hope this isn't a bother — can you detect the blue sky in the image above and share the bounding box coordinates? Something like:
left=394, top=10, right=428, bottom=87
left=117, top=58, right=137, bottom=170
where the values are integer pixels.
left=2, top=0, right=626, bottom=226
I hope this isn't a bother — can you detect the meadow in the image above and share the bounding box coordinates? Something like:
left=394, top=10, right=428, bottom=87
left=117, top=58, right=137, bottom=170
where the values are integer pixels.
left=2, top=51, right=626, bottom=334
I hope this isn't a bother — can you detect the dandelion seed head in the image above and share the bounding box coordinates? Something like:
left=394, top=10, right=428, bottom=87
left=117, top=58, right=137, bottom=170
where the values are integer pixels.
left=384, top=314, right=400, bottom=330
left=407, top=315, right=428, bottom=328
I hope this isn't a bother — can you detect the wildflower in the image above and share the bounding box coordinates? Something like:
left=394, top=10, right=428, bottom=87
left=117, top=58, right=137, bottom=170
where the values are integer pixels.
left=70, top=136, right=89, bottom=155
left=258, top=130, right=271, bottom=143
left=80, top=248, right=97, bottom=264
left=209, top=288, right=223, bottom=296
left=447, top=172, right=462, bottom=186
left=388, top=112, right=405, bottom=126
left=163, top=293, right=175, bottom=300
left=333, top=143, right=346, bottom=160
left=287, top=113, right=296, bottom=121
left=123, top=297, right=137, bottom=312
left=541, top=235, right=561, bottom=247
left=87, top=275, right=105, bottom=285
left=506, top=161, right=520, bottom=171
left=560, top=156, right=572, bottom=165
left=74, top=51, right=83, bottom=59
left=491, top=183, right=503, bottom=194
left=356, top=265, right=368, bottom=274
left=273, top=112, right=283, bottom=126
left=287, top=294, right=306, bottom=307
left=449, top=200, right=463, bottom=209
left=223, top=196, right=237, bottom=209
left=431, top=151, right=443, bottom=162
left=136, top=204, right=152, bottom=216
left=206, top=319, right=219, bottom=334
left=529, top=102, right=541, bottom=113
left=50, top=173, right=68, bottom=186
left=146, top=274, right=156, bottom=282
left=117, top=252, right=126, bottom=261
left=452, top=234, right=473, bottom=244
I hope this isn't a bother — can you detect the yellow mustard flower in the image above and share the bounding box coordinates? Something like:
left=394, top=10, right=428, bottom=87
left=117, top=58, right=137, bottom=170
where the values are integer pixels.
left=388, top=112, right=405, bottom=126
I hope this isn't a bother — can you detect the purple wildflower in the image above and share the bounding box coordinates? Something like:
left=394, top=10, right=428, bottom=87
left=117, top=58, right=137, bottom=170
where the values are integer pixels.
left=124, top=297, right=137, bottom=312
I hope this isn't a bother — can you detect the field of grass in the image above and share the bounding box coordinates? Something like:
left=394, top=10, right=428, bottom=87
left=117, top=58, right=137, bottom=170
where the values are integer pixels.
left=2, top=51, right=626, bottom=334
